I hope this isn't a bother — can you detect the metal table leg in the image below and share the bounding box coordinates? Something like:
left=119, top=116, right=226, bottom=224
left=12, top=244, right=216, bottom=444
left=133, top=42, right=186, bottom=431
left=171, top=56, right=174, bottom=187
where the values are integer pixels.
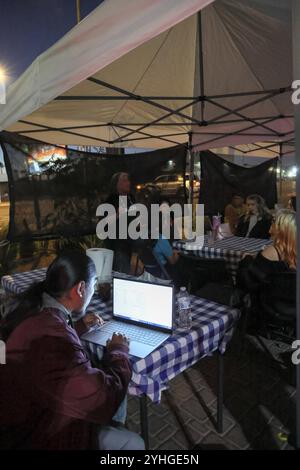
left=139, top=394, right=149, bottom=449
left=217, top=351, right=224, bottom=433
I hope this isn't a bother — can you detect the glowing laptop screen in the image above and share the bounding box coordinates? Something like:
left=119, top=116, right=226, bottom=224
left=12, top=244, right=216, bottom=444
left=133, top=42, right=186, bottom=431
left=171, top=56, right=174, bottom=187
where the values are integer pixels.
left=113, top=278, right=173, bottom=331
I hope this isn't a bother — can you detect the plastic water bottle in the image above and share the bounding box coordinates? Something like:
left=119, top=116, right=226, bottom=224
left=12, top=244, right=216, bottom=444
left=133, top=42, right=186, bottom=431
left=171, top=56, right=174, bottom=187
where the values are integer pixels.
left=177, top=287, right=192, bottom=329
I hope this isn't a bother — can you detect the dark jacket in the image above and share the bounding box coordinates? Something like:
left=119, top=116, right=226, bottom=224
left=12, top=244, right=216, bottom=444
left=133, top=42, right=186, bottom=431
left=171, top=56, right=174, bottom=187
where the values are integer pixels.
left=237, top=251, right=292, bottom=292
left=0, top=307, right=131, bottom=450
left=104, top=193, right=136, bottom=254
left=236, top=214, right=272, bottom=239
left=236, top=252, right=296, bottom=324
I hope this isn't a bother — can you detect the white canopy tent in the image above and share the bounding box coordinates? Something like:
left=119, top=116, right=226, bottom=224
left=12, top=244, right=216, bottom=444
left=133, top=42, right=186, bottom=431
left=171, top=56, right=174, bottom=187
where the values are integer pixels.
left=0, top=0, right=293, bottom=152
left=0, top=0, right=299, bottom=449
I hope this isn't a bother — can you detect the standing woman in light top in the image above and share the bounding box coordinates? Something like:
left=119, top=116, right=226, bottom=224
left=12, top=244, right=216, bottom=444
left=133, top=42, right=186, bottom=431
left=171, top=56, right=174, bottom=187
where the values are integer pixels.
left=235, top=194, right=272, bottom=239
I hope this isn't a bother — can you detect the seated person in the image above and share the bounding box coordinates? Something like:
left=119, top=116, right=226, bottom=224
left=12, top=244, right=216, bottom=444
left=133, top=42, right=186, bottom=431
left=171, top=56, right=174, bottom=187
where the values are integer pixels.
left=155, top=200, right=179, bottom=256
left=0, top=250, right=144, bottom=450
left=146, top=197, right=183, bottom=286
left=153, top=233, right=179, bottom=271
left=287, top=195, right=296, bottom=212
left=235, top=194, right=272, bottom=239
left=236, top=210, right=296, bottom=325
left=224, top=194, right=246, bottom=234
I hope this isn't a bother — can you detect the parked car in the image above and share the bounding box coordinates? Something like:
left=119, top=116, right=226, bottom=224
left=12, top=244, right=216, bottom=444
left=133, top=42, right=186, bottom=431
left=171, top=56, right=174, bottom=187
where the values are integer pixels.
left=135, top=174, right=200, bottom=201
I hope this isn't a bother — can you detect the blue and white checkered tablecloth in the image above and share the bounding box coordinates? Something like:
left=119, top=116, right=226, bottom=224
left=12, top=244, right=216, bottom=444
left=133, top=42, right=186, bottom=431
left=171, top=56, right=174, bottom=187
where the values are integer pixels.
left=1, top=268, right=240, bottom=403
left=1, top=268, right=48, bottom=295
left=174, top=235, right=272, bottom=278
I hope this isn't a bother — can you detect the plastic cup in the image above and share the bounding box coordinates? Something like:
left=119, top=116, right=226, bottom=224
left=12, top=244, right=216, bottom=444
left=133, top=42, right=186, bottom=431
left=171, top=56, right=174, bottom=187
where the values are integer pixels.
left=97, top=276, right=111, bottom=302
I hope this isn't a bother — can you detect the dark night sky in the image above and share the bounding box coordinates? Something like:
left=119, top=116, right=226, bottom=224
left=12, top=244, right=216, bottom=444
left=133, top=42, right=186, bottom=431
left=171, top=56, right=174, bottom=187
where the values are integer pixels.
left=0, top=0, right=104, bottom=85
left=0, top=0, right=104, bottom=163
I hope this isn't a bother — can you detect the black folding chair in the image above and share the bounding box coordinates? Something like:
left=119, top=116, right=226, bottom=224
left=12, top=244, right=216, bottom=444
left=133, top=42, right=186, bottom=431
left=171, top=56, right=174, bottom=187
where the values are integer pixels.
left=178, top=256, right=232, bottom=295
left=0, top=240, right=10, bottom=276
left=259, top=271, right=296, bottom=342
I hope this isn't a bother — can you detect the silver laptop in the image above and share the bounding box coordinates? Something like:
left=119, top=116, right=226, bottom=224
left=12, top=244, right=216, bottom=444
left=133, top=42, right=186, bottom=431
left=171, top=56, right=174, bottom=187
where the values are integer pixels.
left=81, top=276, right=174, bottom=358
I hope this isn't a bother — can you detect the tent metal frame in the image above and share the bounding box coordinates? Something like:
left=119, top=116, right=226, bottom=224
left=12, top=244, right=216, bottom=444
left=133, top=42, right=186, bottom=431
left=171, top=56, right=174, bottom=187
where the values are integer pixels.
left=16, top=84, right=292, bottom=148
left=15, top=81, right=294, bottom=229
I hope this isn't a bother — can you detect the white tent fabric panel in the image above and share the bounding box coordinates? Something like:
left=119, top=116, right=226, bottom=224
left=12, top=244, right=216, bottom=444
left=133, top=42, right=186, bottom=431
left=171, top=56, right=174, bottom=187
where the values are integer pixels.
left=0, top=0, right=293, bottom=150
left=0, top=0, right=212, bottom=144
left=192, top=0, right=293, bottom=149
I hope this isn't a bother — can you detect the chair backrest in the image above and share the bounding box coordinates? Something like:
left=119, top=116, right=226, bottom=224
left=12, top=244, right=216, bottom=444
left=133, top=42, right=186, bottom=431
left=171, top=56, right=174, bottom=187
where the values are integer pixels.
left=179, top=254, right=231, bottom=294
left=193, top=257, right=230, bottom=282
left=260, top=271, right=296, bottom=325
left=0, top=240, right=10, bottom=262
left=0, top=240, right=10, bottom=277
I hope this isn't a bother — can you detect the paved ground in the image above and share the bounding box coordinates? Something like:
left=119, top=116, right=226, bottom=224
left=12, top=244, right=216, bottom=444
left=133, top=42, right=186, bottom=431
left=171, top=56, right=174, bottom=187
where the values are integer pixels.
left=125, top=330, right=296, bottom=450
left=1, top=254, right=296, bottom=450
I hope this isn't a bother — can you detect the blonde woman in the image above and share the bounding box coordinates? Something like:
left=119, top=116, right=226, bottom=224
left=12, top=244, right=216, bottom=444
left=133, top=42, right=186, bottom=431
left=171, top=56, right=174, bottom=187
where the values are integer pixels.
left=264, top=210, right=296, bottom=269
left=237, top=210, right=296, bottom=292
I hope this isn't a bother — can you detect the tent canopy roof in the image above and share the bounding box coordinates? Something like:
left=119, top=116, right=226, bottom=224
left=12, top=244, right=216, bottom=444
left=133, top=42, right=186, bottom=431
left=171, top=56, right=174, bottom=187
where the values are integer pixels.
left=0, top=0, right=293, bottom=150
left=213, top=140, right=295, bottom=159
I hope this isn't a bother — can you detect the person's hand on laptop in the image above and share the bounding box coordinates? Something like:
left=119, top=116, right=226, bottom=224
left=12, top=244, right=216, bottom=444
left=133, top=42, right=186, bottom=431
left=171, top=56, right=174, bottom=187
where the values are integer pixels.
left=106, top=332, right=130, bottom=351
left=83, top=312, right=104, bottom=330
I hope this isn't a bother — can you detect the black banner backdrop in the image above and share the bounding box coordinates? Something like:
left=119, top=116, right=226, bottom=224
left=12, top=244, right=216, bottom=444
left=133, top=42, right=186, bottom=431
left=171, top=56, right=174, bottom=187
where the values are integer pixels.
left=0, top=132, right=187, bottom=241
left=199, top=151, right=278, bottom=216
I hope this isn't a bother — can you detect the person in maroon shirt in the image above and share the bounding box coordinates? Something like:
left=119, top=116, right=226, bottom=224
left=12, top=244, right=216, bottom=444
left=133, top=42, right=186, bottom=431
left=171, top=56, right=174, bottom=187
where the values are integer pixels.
left=0, top=250, right=144, bottom=450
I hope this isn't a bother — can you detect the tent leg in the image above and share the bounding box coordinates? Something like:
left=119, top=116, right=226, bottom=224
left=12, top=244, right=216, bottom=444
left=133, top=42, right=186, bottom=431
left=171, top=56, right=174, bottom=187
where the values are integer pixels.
left=188, top=133, right=194, bottom=205
left=76, top=0, right=81, bottom=23
left=279, top=142, right=283, bottom=200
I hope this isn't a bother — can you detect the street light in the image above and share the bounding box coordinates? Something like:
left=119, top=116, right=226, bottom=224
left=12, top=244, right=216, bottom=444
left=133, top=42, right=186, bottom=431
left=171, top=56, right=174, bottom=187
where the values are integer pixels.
left=0, top=67, right=6, bottom=104
left=287, top=166, right=297, bottom=178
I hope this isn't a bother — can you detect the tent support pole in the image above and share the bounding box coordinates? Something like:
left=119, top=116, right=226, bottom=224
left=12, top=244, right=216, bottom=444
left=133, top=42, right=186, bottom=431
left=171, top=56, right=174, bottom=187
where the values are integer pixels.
left=198, top=10, right=205, bottom=122
left=188, top=133, right=194, bottom=205
left=292, top=0, right=300, bottom=450
left=76, top=0, right=81, bottom=23
left=279, top=142, right=283, bottom=200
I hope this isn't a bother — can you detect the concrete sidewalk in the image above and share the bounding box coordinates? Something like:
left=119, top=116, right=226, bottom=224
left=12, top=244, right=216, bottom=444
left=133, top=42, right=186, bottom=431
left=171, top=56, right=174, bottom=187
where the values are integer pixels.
left=126, top=331, right=295, bottom=450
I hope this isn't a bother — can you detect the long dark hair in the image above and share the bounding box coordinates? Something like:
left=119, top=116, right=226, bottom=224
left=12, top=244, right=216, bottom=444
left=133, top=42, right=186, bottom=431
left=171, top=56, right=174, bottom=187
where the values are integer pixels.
left=0, top=250, right=96, bottom=342
left=245, top=194, right=272, bottom=220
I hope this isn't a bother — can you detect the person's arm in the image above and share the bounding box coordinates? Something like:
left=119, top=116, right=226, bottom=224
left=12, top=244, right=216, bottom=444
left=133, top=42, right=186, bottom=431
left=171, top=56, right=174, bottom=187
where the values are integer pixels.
left=28, top=328, right=132, bottom=426
left=156, top=238, right=178, bottom=265
left=74, top=313, right=105, bottom=337
left=235, top=215, right=246, bottom=237
left=167, top=249, right=179, bottom=265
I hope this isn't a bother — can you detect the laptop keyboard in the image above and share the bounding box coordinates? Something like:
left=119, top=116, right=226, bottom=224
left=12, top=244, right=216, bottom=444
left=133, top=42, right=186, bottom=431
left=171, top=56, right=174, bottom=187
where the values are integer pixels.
left=100, top=321, right=168, bottom=346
